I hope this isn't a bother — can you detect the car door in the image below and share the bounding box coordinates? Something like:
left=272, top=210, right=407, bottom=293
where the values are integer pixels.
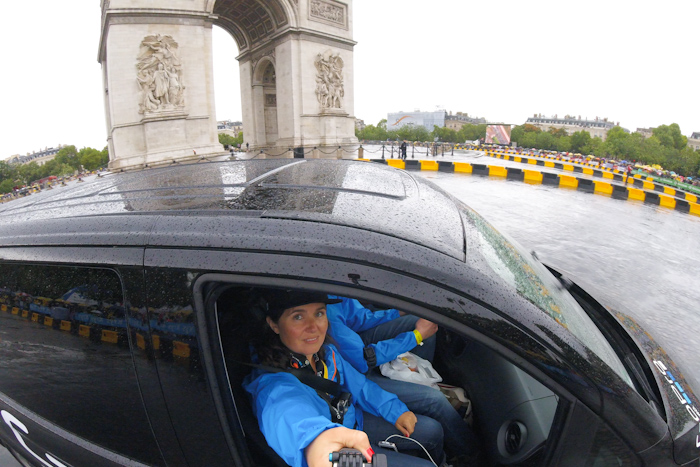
left=0, top=247, right=163, bottom=467
left=142, top=242, right=649, bottom=466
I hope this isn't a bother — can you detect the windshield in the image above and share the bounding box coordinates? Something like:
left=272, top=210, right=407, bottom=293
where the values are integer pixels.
left=462, top=207, right=634, bottom=388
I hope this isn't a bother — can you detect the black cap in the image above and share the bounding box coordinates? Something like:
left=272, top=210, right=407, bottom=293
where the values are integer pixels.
left=264, top=290, right=341, bottom=321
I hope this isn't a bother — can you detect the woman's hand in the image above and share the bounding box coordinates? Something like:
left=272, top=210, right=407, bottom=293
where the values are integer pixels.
left=394, top=411, right=417, bottom=437
left=305, top=427, right=373, bottom=467
left=414, top=318, right=438, bottom=340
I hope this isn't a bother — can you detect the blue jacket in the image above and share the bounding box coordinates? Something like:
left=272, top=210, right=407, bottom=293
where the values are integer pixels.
left=326, top=296, right=418, bottom=373
left=243, top=344, right=408, bottom=467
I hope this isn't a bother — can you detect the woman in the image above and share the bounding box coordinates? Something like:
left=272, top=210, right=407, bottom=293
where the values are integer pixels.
left=243, top=289, right=445, bottom=467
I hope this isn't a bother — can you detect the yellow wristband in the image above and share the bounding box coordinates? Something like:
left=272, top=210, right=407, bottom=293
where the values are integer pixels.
left=413, top=329, right=423, bottom=345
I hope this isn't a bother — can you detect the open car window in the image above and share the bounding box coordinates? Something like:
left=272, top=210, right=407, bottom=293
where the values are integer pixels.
left=195, top=280, right=566, bottom=466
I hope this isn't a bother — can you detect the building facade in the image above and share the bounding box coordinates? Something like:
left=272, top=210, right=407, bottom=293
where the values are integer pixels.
left=689, top=132, right=700, bottom=151
left=5, top=146, right=64, bottom=166
left=387, top=110, right=446, bottom=132
left=525, top=114, right=625, bottom=141
left=217, top=120, right=243, bottom=137
left=445, top=112, right=486, bottom=130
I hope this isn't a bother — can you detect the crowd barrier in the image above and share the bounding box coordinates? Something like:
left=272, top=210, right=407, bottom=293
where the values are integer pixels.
left=480, top=148, right=700, bottom=202
left=361, top=158, right=700, bottom=217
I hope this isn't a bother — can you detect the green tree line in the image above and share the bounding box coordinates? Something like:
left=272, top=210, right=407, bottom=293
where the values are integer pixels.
left=0, top=145, right=109, bottom=194
left=218, top=132, right=244, bottom=149
left=511, top=123, right=700, bottom=177
left=356, top=119, right=487, bottom=144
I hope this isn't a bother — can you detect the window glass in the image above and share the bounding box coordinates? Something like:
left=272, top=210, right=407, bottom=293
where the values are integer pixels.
left=462, top=207, right=634, bottom=389
left=0, top=263, right=161, bottom=465
left=585, top=423, right=640, bottom=467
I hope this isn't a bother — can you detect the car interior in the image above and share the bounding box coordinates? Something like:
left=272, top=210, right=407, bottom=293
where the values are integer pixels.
left=206, top=284, right=560, bottom=467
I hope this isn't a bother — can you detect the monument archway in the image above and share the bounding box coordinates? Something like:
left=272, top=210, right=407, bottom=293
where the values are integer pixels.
left=99, top=0, right=357, bottom=170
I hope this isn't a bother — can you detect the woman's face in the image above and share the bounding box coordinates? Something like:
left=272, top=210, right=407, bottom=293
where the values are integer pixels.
left=267, top=302, right=328, bottom=359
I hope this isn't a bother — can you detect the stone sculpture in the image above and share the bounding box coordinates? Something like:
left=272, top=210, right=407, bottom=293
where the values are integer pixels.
left=314, top=52, right=344, bottom=110
left=136, top=34, right=185, bottom=114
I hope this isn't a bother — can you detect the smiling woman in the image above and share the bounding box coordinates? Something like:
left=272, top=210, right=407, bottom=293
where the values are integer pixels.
left=242, top=289, right=444, bottom=467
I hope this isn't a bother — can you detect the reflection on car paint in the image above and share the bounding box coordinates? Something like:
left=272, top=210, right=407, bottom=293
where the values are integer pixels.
left=1, top=411, right=67, bottom=467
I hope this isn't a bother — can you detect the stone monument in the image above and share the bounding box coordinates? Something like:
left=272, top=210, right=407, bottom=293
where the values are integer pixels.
left=99, top=0, right=358, bottom=170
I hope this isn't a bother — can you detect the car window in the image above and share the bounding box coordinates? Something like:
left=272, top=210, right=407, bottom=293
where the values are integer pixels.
left=0, top=263, right=161, bottom=465
left=585, top=423, right=641, bottom=467
left=202, top=281, right=562, bottom=467
left=461, top=207, right=635, bottom=389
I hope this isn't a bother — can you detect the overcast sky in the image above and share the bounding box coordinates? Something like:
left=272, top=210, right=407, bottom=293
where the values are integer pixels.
left=1, top=1, right=698, bottom=158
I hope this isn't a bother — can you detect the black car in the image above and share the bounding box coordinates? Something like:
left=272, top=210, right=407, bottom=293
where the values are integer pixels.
left=0, top=159, right=697, bottom=466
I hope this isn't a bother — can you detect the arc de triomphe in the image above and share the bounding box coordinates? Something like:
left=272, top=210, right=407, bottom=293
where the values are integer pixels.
left=99, top=0, right=357, bottom=170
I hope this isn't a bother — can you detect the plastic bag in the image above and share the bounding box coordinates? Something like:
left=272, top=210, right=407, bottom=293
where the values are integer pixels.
left=379, top=352, right=443, bottom=388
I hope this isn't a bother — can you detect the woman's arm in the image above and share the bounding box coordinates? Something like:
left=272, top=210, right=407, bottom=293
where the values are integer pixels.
left=305, top=427, right=373, bottom=467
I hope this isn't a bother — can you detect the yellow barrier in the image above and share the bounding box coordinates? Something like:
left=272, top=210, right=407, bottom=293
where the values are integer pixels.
left=659, top=195, right=676, bottom=209
left=562, top=164, right=574, bottom=172
left=544, top=161, right=555, bottom=168
left=582, top=168, right=594, bottom=175
left=21, top=310, right=28, bottom=318
left=687, top=193, right=698, bottom=203
left=419, top=160, right=438, bottom=171
left=454, top=162, right=472, bottom=173
left=559, top=175, right=578, bottom=189
left=527, top=159, right=537, bottom=165
left=136, top=333, right=146, bottom=350
left=101, top=330, right=119, bottom=344
left=173, top=341, right=191, bottom=358
left=31, top=313, right=39, bottom=322
left=44, top=317, right=54, bottom=327
left=1, top=304, right=6, bottom=312
left=690, top=203, right=700, bottom=217
left=602, top=172, right=614, bottom=180
left=523, top=170, right=543, bottom=184
left=152, top=334, right=161, bottom=350
left=627, top=188, right=645, bottom=201
left=60, top=320, right=71, bottom=332
left=489, top=166, right=508, bottom=178
left=593, top=181, right=613, bottom=195
left=79, top=325, right=91, bottom=337
left=643, top=181, right=655, bottom=190
left=387, top=159, right=404, bottom=169
left=12, top=307, right=19, bottom=315
left=514, top=157, right=522, bottom=163
left=663, top=187, right=676, bottom=196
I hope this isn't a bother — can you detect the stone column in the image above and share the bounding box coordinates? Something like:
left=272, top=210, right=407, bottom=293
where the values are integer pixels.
left=99, top=4, right=225, bottom=170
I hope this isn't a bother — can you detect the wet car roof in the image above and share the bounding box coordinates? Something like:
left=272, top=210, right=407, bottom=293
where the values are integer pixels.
left=0, top=160, right=466, bottom=260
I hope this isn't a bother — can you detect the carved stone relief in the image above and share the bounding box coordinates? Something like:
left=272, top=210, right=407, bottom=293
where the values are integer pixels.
left=136, top=34, right=186, bottom=115
left=265, top=94, right=277, bottom=106
left=309, top=0, right=346, bottom=27
left=314, top=51, right=344, bottom=110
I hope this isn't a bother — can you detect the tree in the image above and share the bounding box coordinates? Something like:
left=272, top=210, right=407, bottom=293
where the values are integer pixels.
left=218, top=133, right=238, bottom=148
left=458, top=124, right=486, bottom=143
left=432, top=125, right=458, bottom=143
left=0, top=161, right=18, bottom=183
left=0, top=179, right=16, bottom=194
left=548, top=127, right=568, bottom=138
left=652, top=124, right=687, bottom=151
left=569, top=131, right=591, bottom=154
left=602, top=126, right=629, bottom=157
left=54, top=145, right=81, bottom=171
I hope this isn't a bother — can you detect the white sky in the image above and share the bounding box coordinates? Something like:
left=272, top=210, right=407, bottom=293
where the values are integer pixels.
left=1, top=1, right=698, bottom=158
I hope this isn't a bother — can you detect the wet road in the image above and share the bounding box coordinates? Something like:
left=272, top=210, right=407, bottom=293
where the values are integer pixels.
left=418, top=169, right=700, bottom=394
